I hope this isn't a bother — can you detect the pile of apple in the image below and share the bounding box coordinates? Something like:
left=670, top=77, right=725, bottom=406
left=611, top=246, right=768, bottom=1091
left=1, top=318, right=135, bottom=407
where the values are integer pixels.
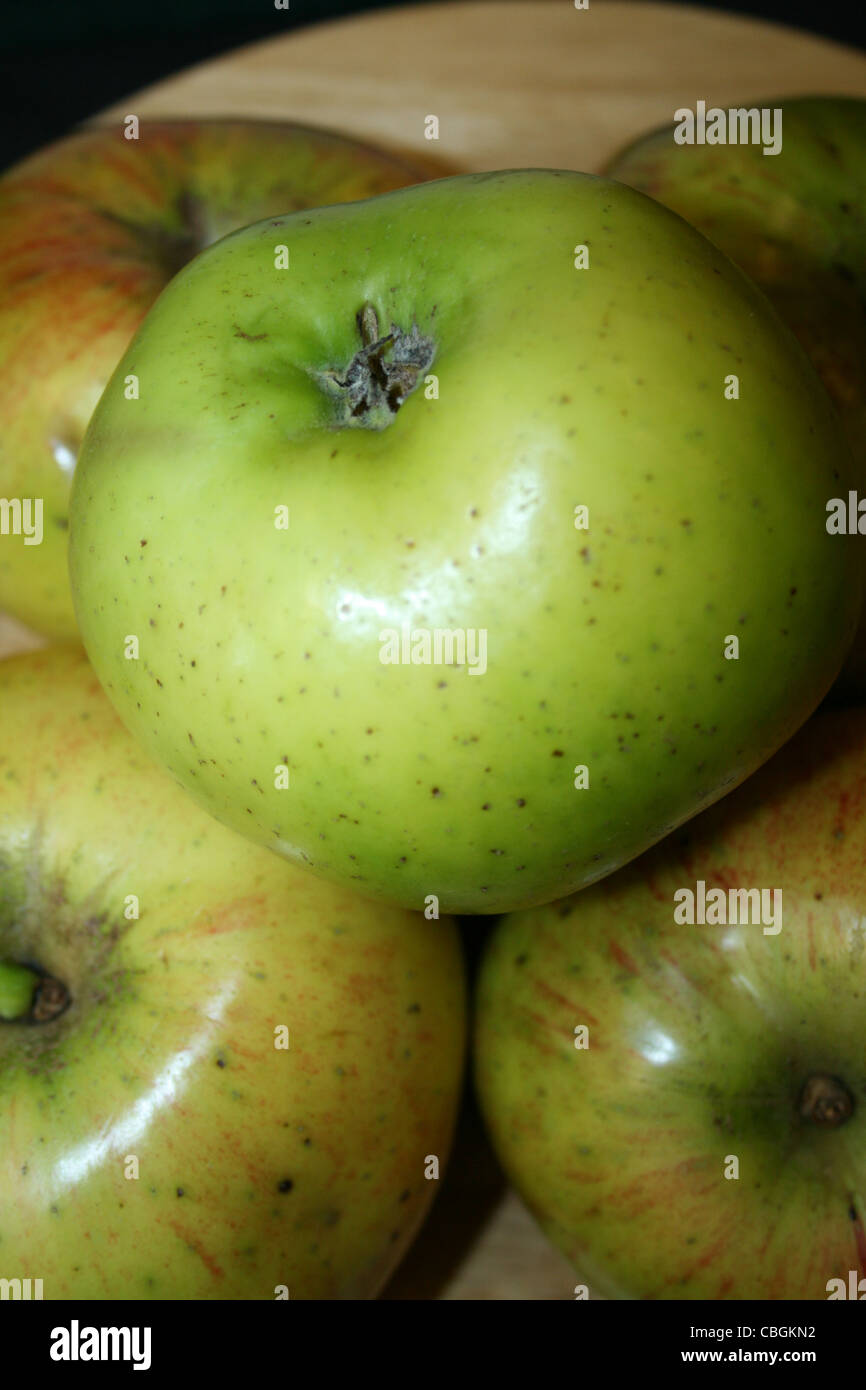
left=0, top=99, right=864, bottom=1300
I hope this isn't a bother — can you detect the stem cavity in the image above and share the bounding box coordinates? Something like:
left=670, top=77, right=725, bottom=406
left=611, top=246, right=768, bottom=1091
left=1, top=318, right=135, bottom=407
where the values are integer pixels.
left=0, top=960, right=70, bottom=1024
left=798, top=1074, right=855, bottom=1128
left=316, top=304, right=435, bottom=431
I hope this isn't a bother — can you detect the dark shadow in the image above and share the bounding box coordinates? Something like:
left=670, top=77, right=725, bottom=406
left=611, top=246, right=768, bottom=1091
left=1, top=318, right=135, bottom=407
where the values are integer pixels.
left=380, top=1079, right=507, bottom=1300
left=381, top=913, right=505, bottom=1300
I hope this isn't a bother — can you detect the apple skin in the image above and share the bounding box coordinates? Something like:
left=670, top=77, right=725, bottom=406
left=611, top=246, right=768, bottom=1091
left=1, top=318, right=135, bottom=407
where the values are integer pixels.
left=0, top=120, right=426, bottom=639
left=606, top=96, right=866, bottom=693
left=475, top=706, right=866, bottom=1300
left=69, top=168, right=860, bottom=915
left=0, top=645, right=465, bottom=1300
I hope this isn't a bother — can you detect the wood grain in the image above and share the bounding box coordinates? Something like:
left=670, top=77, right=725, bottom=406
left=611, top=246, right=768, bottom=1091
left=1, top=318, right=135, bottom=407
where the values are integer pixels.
left=91, top=0, right=866, bottom=173
left=3, top=0, right=866, bottom=1297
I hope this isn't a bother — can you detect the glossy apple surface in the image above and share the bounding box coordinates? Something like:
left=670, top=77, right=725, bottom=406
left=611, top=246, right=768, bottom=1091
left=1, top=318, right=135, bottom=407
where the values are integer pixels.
left=70, top=169, right=859, bottom=914
left=475, top=706, right=866, bottom=1299
left=607, top=96, right=866, bottom=692
left=0, top=646, right=465, bottom=1299
left=0, top=120, right=425, bottom=638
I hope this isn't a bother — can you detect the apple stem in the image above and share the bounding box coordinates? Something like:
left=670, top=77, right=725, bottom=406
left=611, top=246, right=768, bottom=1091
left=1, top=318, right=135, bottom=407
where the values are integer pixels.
left=0, top=961, right=69, bottom=1024
left=798, top=1074, right=855, bottom=1128
left=315, top=304, right=435, bottom=430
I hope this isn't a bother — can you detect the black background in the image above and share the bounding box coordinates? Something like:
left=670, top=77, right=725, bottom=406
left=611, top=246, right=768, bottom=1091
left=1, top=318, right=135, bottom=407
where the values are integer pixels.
left=1, top=0, right=864, bottom=170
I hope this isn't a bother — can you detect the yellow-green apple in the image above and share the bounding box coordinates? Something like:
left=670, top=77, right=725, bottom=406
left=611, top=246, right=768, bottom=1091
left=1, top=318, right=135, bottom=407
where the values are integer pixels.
left=607, top=96, right=866, bottom=692
left=0, top=119, right=425, bottom=638
left=0, top=645, right=465, bottom=1299
left=475, top=704, right=866, bottom=1300
left=69, top=169, right=860, bottom=915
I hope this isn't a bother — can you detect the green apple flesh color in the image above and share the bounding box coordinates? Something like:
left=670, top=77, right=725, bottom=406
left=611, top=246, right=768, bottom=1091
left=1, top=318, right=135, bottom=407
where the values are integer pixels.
left=0, top=646, right=466, bottom=1299
left=70, top=169, right=861, bottom=914
left=475, top=707, right=866, bottom=1299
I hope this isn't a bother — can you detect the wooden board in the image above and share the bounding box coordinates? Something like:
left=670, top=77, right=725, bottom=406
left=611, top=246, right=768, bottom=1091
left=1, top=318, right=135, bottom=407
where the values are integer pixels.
left=3, top=0, right=866, bottom=1298
left=95, top=0, right=866, bottom=174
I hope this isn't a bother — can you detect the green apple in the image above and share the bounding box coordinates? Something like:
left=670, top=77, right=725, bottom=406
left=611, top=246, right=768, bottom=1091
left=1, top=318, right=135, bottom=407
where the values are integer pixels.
left=606, top=96, right=866, bottom=692
left=475, top=704, right=866, bottom=1300
left=607, top=97, right=866, bottom=460
left=0, top=120, right=425, bottom=639
left=69, top=169, right=860, bottom=914
left=0, top=645, right=465, bottom=1299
